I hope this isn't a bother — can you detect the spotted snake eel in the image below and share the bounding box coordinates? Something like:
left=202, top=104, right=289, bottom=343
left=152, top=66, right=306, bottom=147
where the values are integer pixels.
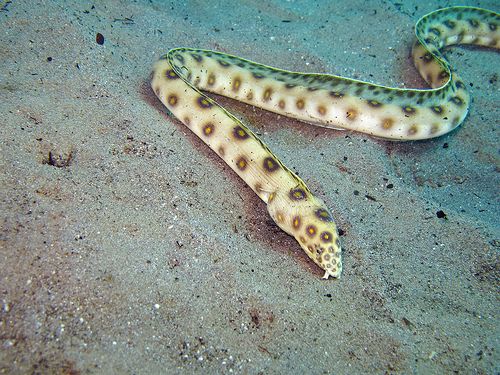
left=151, top=7, right=499, bottom=279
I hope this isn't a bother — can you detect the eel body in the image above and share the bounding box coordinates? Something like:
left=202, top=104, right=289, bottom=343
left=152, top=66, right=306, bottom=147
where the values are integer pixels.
left=151, top=7, right=499, bottom=279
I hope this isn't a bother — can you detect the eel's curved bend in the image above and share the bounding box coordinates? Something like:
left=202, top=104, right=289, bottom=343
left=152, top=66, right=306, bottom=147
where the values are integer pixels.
left=151, top=7, right=499, bottom=279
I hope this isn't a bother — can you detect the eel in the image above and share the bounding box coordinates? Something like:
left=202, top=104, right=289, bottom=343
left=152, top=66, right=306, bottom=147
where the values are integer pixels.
left=151, top=6, right=499, bottom=279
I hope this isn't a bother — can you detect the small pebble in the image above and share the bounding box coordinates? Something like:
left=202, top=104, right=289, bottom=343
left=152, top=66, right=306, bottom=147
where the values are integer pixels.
left=96, top=32, right=105, bottom=45
left=436, top=210, right=447, bottom=219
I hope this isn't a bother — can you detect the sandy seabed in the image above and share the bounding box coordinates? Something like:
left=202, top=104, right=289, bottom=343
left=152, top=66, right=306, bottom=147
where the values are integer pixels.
left=1, top=0, right=498, bottom=373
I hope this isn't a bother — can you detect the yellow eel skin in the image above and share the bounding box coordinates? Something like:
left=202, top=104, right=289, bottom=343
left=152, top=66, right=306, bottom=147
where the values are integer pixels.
left=151, top=7, right=499, bottom=279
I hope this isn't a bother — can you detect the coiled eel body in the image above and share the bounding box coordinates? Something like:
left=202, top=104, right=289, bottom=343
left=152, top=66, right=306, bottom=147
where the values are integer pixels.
left=151, top=7, right=499, bottom=278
